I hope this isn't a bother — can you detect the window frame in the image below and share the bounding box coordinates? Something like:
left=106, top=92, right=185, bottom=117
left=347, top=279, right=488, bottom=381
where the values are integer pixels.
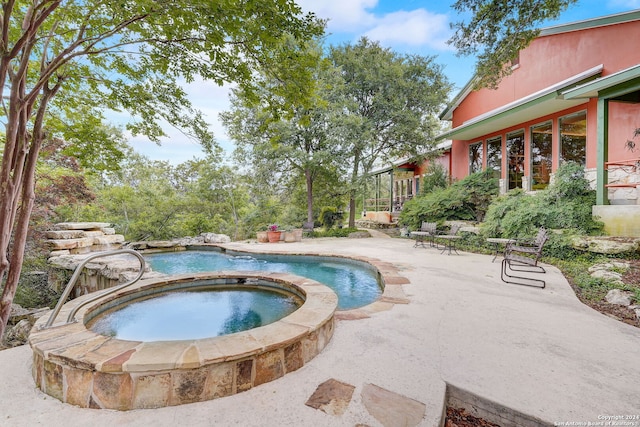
left=485, top=136, right=502, bottom=180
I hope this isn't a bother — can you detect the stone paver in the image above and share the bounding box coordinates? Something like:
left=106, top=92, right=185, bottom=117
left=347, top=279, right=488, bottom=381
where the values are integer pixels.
left=362, top=383, right=426, bottom=427
left=1, top=236, right=640, bottom=426
left=305, top=378, right=356, bottom=416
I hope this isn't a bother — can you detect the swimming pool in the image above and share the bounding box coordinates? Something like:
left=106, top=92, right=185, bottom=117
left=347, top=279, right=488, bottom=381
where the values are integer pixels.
left=146, top=250, right=383, bottom=310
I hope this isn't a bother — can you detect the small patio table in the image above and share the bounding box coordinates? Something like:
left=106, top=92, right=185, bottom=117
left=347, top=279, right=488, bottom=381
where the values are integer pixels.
left=438, top=235, right=461, bottom=255
left=486, top=237, right=515, bottom=262
left=410, top=231, right=433, bottom=248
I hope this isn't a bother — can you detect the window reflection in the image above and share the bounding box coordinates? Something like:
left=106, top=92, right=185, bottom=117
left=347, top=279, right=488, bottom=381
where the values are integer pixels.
left=486, top=137, right=502, bottom=179
left=560, top=111, right=587, bottom=165
left=531, top=122, right=553, bottom=190
left=506, top=130, right=525, bottom=190
left=469, top=142, right=483, bottom=174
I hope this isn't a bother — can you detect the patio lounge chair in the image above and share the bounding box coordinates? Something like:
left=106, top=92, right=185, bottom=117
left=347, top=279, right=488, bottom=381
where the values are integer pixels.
left=500, top=227, right=549, bottom=288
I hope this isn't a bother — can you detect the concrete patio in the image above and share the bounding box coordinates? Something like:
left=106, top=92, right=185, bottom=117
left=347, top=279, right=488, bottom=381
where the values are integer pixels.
left=1, top=235, right=639, bottom=426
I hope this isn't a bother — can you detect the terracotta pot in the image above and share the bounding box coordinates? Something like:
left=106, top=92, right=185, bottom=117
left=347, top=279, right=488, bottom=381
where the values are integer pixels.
left=256, top=231, right=268, bottom=243
left=267, top=231, right=281, bottom=243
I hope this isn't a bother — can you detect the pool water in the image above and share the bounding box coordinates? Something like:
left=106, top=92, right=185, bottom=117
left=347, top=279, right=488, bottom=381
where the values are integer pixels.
left=146, top=251, right=382, bottom=310
left=90, top=288, right=300, bottom=341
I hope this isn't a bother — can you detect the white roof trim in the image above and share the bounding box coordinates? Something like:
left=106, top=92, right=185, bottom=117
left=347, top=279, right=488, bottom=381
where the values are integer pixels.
left=561, top=63, right=640, bottom=99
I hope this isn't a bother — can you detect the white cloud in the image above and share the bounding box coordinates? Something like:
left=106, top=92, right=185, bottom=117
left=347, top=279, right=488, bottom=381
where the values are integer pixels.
left=297, top=0, right=378, bottom=32
left=363, top=9, right=452, bottom=50
left=297, top=0, right=453, bottom=51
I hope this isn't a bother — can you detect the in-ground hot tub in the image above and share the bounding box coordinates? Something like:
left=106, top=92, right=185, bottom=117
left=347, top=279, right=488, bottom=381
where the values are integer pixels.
left=29, top=272, right=337, bottom=410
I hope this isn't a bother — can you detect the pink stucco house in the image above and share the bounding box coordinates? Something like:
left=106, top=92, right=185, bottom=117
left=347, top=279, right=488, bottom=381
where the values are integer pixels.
left=368, top=10, right=640, bottom=235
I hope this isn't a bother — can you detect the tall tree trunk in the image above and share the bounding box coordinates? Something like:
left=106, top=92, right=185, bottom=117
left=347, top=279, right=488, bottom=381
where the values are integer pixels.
left=0, top=80, right=58, bottom=338
left=348, top=189, right=357, bottom=228
left=305, top=168, right=314, bottom=229
left=0, top=145, right=39, bottom=338
left=347, top=151, right=361, bottom=228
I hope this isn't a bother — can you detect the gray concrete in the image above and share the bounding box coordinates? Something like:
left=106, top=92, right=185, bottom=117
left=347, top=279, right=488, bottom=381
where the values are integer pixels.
left=2, top=236, right=640, bottom=426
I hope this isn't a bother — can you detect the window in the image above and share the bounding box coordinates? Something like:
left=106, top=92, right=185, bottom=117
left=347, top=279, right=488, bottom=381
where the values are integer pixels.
left=560, top=111, right=587, bottom=165
left=486, top=137, right=502, bottom=179
left=531, top=122, right=553, bottom=190
left=469, top=142, right=483, bottom=174
left=506, top=130, right=525, bottom=190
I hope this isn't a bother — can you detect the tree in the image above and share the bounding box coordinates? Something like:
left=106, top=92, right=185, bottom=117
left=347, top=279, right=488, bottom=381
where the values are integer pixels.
left=328, top=38, right=452, bottom=227
left=449, top=0, right=577, bottom=88
left=0, top=0, right=322, bottom=337
left=222, top=39, right=342, bottom=230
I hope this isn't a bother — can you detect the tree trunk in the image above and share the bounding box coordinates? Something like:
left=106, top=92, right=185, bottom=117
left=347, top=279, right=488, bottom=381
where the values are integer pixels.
left=305, top=168, right=314, bottom=228
left=0, top=149, right=38, bottom=338
left=348, top=189, right=357, bottom=228
left=0, top=79, right=58, bottom=339
left=347, top=151, right=361, bottom=228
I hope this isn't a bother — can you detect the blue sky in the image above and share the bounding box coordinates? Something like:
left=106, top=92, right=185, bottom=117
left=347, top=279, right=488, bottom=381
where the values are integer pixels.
left=128, top=0, right=640, bottom=164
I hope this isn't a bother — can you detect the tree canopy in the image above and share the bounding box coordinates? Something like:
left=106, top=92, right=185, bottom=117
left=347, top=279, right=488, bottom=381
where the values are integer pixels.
left=222, top=39, right=346, bottom=229
left=449, top=0, right=578, bottom=88
left=329, top=38, right=452, bottom=226
left=0, top=0, right=323, bottom=337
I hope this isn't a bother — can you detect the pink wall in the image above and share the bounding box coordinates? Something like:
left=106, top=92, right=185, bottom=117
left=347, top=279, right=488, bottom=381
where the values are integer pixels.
left=609, top=102, right=640, bottom=160
left=449, top=17, right=640, bottom=181
left=453, top=19, right=640, bottom=127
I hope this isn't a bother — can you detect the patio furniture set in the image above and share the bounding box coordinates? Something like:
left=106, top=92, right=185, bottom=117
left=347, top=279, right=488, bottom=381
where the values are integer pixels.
left=411, top=224, right=549, bottom=288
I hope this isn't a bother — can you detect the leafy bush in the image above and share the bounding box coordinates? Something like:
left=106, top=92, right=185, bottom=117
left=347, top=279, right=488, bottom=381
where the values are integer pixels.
left=319, top=206, right=343, bottom=229
left=12, top=270, right=60, bottom=309
left=482, top=162, right=603, bottom=238
left=400, top=170, right=498, bottom=229
left=307, top=227, right=360, bottom=238
left=420, top=161, right=448, bottom=195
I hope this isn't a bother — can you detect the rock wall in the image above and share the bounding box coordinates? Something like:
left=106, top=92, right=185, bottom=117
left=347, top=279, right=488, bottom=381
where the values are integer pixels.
left=47, top=222, right=125, bottom=256
left=46, top=226, right=232, bottom=297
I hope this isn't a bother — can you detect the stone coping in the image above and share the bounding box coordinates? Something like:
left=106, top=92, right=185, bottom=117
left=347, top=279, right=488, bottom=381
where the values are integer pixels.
left=29, top=272, right=337, bottom=410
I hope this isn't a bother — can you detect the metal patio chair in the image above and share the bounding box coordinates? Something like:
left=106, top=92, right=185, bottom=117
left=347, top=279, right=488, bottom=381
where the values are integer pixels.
left=436, top=223, right=462, bottom=255
left=500, top=227, right=549, bottom=288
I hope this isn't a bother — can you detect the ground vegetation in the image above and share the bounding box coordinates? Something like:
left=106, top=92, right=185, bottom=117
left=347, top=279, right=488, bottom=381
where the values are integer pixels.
left=399, top=170, right=498, bottom=229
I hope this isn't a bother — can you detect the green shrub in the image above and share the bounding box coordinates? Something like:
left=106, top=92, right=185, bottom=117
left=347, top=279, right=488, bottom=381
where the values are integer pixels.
left=420, top=161, right=448, bottom=195
left=319, top=206, right=343, bottom=229
left=307, top=227, right=359, bottom=238
left=482, top=162, right=603, bottom=239
left=400, top=170, right=498, bottom=229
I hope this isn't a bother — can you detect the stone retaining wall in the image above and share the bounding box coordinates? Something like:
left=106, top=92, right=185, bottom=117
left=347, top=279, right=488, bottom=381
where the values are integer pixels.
left=47, top=222, right=125, bottom=256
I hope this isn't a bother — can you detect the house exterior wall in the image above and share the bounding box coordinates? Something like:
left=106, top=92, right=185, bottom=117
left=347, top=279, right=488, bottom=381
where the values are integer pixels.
left=452, top=19, right=640, bottom=127
left=449, top=17, right=640, bottom=187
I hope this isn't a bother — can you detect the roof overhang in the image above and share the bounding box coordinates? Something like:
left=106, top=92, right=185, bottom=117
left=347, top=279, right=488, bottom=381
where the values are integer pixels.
left=436, top=65, right=603, bottom=142
left=369, top=140, right=452, bottom=175
left=561, top=64, right=640, bottom=100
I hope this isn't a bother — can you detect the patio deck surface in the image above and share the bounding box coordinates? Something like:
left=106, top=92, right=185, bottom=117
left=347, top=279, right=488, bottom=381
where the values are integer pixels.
left=1, top=234, right=639, bottom=426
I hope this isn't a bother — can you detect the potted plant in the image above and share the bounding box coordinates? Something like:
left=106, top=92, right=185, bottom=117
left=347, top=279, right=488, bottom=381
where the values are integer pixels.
left=256, top=230, right=268, bottom=243
left=267, top=224, right=281, bottom=243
